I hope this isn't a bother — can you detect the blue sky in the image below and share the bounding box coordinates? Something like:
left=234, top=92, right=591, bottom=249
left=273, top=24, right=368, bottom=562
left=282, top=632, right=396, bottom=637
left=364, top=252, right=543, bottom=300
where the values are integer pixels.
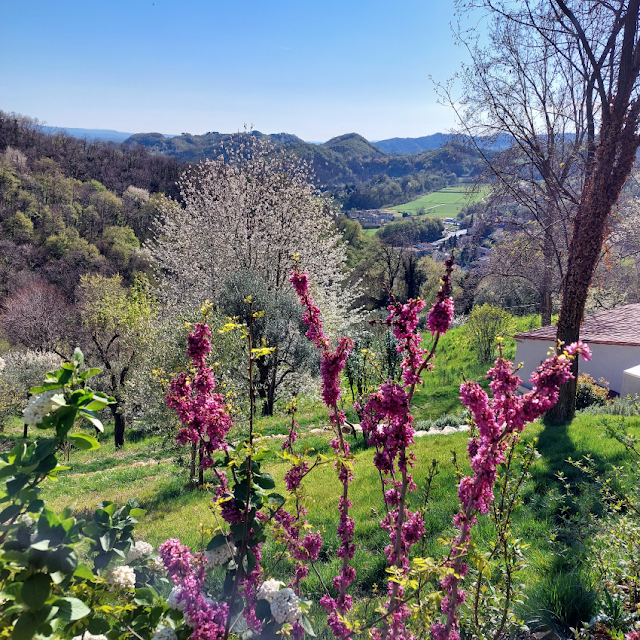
left=0, top=1, right=467, bottom=141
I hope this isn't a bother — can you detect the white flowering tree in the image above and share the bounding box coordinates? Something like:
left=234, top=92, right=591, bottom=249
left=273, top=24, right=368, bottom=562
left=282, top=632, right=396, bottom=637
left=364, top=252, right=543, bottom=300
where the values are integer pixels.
left=148, top=133, right=356, bottom=339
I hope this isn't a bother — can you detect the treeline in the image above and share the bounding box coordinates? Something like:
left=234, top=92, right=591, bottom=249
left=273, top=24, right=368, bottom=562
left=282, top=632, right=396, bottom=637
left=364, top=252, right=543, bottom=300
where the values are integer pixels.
left=337, top=172, right=457, bottom=210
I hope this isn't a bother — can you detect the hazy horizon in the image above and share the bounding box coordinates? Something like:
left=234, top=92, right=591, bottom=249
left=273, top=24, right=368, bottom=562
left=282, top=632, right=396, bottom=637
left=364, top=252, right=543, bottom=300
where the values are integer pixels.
left=0, top=0, right=465, bottom=141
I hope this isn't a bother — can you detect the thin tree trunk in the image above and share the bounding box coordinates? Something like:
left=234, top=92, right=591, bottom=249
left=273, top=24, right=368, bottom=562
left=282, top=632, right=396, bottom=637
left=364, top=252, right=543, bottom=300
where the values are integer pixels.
left=110, top=403, right=126, bottom=449
left=190, top=442, right=197, bottom=485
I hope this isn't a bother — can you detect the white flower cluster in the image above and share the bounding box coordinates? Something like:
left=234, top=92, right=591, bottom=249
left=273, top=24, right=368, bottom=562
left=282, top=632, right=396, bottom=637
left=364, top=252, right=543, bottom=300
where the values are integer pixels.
left=126, top=540, right=154, bottom=563
left=270, top=588, right=302, bottom=625
left=105, top=565, right=136, bottom=591
left=22, top=390, right=63, bottom=426
left=205, top=542, right=236, bottom=567
left=256, top=579, right=284, bottom=604
left=72, top=633, right=108, bottom=640
left=166, top=586, right=185, bottom=611
left=152, top=627, right=177, bottom=640
left=148, top=556, right=166, bottom=573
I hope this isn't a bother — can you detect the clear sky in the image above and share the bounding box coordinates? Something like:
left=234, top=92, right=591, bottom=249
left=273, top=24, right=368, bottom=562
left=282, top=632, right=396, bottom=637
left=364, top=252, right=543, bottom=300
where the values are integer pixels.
left=0, top=1, right=466, bottom=142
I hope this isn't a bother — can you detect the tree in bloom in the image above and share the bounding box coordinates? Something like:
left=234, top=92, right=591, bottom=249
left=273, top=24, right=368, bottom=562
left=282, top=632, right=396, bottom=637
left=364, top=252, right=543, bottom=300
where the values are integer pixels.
left=290, top=267, right=356, bottom=639
left=165, top=321, right=233, bottom=481
left=432, top=340, right=592, bottom=640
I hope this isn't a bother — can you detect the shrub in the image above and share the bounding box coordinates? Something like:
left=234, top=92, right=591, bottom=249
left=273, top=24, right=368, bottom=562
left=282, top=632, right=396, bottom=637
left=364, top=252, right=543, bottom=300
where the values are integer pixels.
left=575, top=373, right=610, bottom=410
left=525, top=570, right=598, bottom=634
left=466, top=303, right=515, bottom=363
left=578, top=395, right=639, bottom=416
left=0, top=350, right=61, bottom=429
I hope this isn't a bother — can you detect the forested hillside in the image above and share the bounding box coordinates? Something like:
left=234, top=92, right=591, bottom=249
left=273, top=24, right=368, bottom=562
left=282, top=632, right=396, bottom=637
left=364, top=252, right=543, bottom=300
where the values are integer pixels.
left=0, top=112, right=180, bottom=311
left=125, top=129, right=481, bottom=210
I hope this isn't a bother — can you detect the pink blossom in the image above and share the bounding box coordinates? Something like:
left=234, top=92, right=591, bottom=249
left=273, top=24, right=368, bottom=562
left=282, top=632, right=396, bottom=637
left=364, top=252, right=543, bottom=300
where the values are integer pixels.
left=432, top=343, right=592, bottom=640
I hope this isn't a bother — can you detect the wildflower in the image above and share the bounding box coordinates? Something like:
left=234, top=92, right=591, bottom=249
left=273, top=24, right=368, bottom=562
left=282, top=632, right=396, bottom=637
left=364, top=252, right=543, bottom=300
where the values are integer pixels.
left=105, top=565, right=136, bottom=591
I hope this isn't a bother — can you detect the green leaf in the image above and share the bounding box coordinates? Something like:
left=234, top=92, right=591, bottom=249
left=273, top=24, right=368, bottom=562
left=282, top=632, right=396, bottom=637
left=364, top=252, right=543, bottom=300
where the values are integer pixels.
left=73, top=564, right=95, bottom=581
left=267, top=493, right=285, bottom=507
left=254, top=473, right=276, bottom=490
left=21, top=573, right=51, bottom=610
left=300, top=615, right=316, bottom=637
left=0, top=503, right=22, bottom=523
left=0, top=464, right=18, bottom=480
left=68, top=434, right=100, bottom=451
left=77, top=409, right=104, bottom=432
left=73, top=348, right=84, bottom=366
left=87, top=617, right=111, bottom=634
left=12, top=607, right=52, bottom=640
left=255, top=598, right=272, bottom=621
left=29, top=383, right=63, bottom=395
left=133, top=587, right=157, bottom=605
left=53, top=597, right=91, bottom=622
left=79, top=368, right=102, bottom=382
left=206, top=534, right=228, bottom=551
left=128, top=508, right=146, bottom=517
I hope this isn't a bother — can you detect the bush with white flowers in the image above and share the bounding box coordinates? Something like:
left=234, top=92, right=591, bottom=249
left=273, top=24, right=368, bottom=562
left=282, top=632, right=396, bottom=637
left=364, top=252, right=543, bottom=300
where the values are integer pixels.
left=256, top=578, right=285, bottom=604
left=270, top=587, right=302, bottom=625
left=22, top=389, right=64, bottom=426
left=166, top=586, right=185, bottom=611
left=105, top=565, right=136, bottom=591
left=152, top=627, right=177, bottom=640
left=205, top=542, right=236, bottom=567
left=126, top=540, right=154, bottom=563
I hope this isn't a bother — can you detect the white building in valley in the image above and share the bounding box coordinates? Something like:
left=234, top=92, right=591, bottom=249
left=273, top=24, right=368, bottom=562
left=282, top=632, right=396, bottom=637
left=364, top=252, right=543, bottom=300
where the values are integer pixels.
left=514, top=303, right=640, bottom=396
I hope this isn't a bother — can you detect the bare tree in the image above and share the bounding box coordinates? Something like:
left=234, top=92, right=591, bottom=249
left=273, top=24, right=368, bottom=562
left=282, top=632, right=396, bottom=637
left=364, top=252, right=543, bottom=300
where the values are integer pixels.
left=452, top=0, right=640, bottom=420
left=447, top=2, right=589, bottom=325
left=0, top=281, right=75, bottom=356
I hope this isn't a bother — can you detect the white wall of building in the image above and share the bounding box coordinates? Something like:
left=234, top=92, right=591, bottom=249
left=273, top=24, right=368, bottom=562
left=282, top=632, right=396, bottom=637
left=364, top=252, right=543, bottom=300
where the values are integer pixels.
left=514, top=339, right=640, bottom=394
left=622, top=365, right=640, bottom=398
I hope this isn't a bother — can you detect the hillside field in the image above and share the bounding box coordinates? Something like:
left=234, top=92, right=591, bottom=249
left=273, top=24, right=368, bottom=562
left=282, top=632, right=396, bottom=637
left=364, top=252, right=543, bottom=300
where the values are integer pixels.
left=387, top=185, right=488, bottom=217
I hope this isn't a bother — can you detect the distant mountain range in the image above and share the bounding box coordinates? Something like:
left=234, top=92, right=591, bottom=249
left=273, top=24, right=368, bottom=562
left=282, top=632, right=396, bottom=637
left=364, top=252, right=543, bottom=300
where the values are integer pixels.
left=43, top=127, right=177, bottom=143
left=44, top=126, right=461, bottom=152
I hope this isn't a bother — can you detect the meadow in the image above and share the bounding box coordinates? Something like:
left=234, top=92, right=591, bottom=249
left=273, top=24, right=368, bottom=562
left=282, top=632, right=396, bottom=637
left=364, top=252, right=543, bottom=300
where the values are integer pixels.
left=387, top=185, right=489, bottom=217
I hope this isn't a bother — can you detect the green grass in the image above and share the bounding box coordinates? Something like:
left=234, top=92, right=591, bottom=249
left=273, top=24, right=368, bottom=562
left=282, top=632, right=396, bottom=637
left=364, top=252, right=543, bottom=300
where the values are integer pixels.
left=387, top=185, right=489, bottom=217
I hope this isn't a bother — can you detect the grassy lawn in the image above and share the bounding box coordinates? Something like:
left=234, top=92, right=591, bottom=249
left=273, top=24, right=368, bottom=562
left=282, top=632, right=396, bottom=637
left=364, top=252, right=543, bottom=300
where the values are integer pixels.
left=387, top=185, right=489, bottom=217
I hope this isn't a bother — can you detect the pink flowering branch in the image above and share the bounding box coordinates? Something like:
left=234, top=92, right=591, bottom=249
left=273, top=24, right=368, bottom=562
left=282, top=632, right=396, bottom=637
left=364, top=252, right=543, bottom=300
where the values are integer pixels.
left=361, top=255, right=455, bottom=640
left=290, top=267, right=356, bottom=639
left=432, top=340, right=592, bottom=640
left=166, top=322, right=233, bottom=474
left=160, top=538, right=229, bottom=640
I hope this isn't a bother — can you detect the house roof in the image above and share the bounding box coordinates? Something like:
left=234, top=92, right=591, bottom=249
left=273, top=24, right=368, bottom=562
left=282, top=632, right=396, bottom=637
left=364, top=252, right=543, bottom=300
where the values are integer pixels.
left=514, top=303, right=640, bottom=346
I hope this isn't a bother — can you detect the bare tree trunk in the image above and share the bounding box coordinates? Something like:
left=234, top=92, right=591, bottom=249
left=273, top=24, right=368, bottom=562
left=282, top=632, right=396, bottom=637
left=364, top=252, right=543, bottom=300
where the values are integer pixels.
left=549, top=105, right=640, bottom=422
left=539, top=238, right=554, bottom=327
left=198, top=442, right=204, bottom=487
left=110, top=403, right=126, bottom=449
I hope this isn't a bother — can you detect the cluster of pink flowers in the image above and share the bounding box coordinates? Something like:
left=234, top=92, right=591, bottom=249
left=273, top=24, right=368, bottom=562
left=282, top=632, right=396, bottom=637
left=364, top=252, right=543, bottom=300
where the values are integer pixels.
left=275, top=420, right=324, bottom=591
left=427, top=254, right=455, bottom=336
left=364, top=261, right=455, bottom=640
left=432, top=341, right=592, bottom=640
left=159, top=539, right=229, bottom=640
left=166, top=322, right=232, bottom=466
left=290, top=267, right=355, bottom=639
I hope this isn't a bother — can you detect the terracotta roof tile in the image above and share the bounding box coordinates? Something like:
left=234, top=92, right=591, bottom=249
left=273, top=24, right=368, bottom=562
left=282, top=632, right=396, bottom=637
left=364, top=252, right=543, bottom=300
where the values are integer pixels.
left=514, top=303, right=640, bottom=346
